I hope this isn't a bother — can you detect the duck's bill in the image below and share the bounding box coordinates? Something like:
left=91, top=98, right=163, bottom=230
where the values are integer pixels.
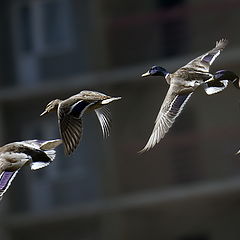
left=113, top=97, right=122, bottom=101
left=40, top=110, right=47, bottom=116
left=141, top=71, right=150, bottom=77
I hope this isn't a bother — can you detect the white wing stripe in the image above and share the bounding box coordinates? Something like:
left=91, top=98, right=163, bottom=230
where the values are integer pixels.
left=0, top=171, right=19, bottom=200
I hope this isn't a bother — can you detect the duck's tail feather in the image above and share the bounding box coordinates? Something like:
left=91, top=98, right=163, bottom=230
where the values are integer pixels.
left=0, top=171, right=19, bottom=200
left=101, top=97, right=121, bottom=105
left=214, top=70, right=240, bottom=89
left=26, top=139, right=62, bottom=170
left=203, top=69, right=240, bottom=95
left=203, top=78, right=228, bottom=95
left=30, top=161, right=51, bottom=170
left=30, top=149, right=59, bottom=170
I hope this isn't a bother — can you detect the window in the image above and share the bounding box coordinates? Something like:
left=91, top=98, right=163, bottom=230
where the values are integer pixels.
left=156, top=0, right=188, bottom=57
left=19, top=5, right=33, bottom=52
left=11, top=0, right=74, bottom=84
left=40, top=0, right=73, bottom=53
left=13, top=0, right=73, bottom=55
left=42, top=1, right=63, bottom=47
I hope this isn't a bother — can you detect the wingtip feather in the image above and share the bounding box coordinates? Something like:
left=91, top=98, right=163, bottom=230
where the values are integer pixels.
left=138, top=147, right=149, bottom=154
left=215, top=38, right=228, bottom=50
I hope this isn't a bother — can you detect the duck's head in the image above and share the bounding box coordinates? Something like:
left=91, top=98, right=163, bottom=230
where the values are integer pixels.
left=142, top=66, right=169, bottom=77
left=40, top=99, right=61, bottom=116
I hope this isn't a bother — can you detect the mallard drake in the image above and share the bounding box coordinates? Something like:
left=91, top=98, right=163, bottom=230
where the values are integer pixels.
left=40, top=90, right=121, bottom=155
left=0, top=139, right=62, bottom=200
left=140, top=39, right=239, bottom=152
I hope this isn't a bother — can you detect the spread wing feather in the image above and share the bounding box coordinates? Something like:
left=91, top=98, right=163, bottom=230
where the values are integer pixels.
left=95, top=107, right=112, bottom=138
left=182, top=39, right=228, bottom=72
left=140, top=85, right=192, bottom=153
left=0, top=171, right=19, bottom=200
left=58, top=104, right=84, bottom=155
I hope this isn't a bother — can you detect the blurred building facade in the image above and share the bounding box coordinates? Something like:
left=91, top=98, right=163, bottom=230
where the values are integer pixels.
left=0, top=0, right=240, bottom=239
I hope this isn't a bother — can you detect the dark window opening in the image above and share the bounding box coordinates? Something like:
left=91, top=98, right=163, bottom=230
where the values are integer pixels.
left=19, top=5, right=33, bottom=52
left=42, top=1, right=66, bottom=47
left=156, top=0, right=189, bottom=57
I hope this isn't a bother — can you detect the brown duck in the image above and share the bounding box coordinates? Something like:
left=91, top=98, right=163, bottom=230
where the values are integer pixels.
left=40, top=90, right=121, bottom=155
left=0, top=139, right=62, bottom=200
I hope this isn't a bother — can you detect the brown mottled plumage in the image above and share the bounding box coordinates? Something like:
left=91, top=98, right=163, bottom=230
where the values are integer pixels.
left=0, top=139, right=62, bottom=200
left=40, top=90, right=121, bottom=155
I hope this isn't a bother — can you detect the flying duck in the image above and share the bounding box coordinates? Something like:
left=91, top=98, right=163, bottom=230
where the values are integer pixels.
left=140, top=39, right=239, bottom=153
left=0, top=139, right=62, bottom=200
left=40, top=90, right=121, bottom=155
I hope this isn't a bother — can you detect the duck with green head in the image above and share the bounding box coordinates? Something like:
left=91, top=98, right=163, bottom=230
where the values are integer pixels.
left=140, top=39, right=239, bottom=153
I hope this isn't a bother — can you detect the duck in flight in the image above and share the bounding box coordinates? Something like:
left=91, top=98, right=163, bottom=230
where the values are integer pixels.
left=140, top=39, right=239, bottom=153
left=40, top=90, right=121, bottom=155
left=0, top=139, right=62, bottom=200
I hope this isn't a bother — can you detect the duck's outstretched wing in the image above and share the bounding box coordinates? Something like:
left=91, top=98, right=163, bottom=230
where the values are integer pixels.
left=95, top=107, right=112, bottom=138
left=182, top=39, right=228, bottom=72
left=139, top=85, right=192, bottom=153
left=58, top=100, right=92, bottom=155
left=0, top=171, right=19, bottom=200
left=59, top=114, right=83, bottom=155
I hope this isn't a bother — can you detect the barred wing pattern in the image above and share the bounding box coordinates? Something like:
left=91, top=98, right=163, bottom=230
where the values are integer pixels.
left=58, top=100, right=90, bottom=155
left=0, top=171, right=19, bottom=200
left=140, top=85, right=192, bottom=153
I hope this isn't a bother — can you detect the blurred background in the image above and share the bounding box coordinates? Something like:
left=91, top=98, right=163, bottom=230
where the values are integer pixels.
left=0, top=0, right=240, bottom=239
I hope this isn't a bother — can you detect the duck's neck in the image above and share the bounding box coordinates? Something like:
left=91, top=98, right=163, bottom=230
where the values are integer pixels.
left=160, top=69, right=169, bottom=78
left=164, top=73, right=170, bottom=78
